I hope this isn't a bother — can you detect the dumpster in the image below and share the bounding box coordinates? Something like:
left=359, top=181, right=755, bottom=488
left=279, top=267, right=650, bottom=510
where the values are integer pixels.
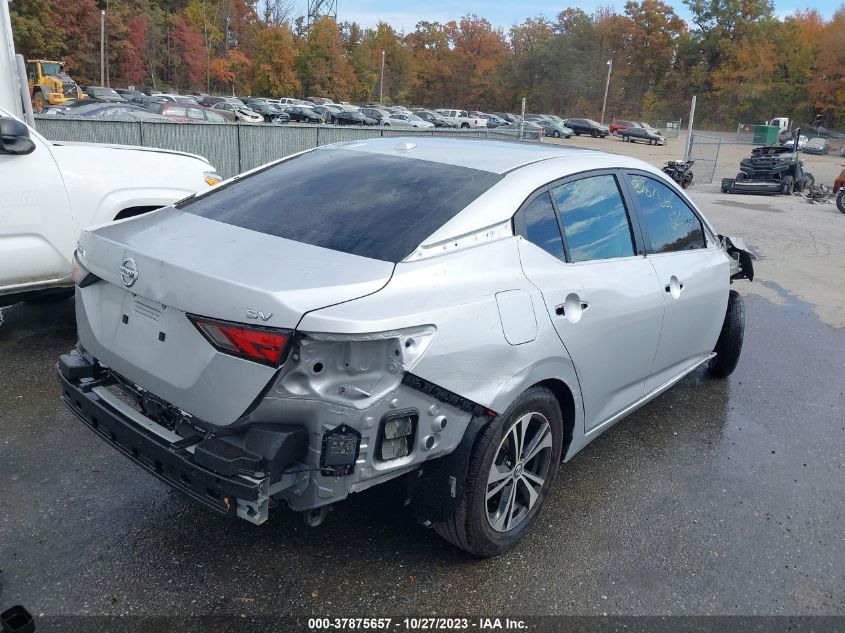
left=752, top=125, right=779, bottom=145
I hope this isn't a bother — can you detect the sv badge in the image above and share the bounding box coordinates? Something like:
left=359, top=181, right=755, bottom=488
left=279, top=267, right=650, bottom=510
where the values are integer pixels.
left=246, top=309, right=273, bottom=321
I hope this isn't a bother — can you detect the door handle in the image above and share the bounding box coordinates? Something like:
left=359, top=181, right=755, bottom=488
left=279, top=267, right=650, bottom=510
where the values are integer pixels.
left=555, top=301, right=590, bottom=316
left=664, top=282, right=685, bottom=293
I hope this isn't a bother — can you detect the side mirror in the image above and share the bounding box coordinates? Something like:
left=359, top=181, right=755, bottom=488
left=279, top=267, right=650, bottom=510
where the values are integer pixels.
left=0, top=117, right=36, bottom=155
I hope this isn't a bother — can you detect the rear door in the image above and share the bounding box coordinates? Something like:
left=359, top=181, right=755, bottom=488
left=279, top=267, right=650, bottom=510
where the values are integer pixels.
left=516, top=171, right=665, bottom=433
left=621, top=172, right=729, bottom=391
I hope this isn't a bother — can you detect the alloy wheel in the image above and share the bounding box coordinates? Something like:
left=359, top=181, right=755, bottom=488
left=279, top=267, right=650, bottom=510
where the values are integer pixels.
left=485, top=412, right=553, bottom=533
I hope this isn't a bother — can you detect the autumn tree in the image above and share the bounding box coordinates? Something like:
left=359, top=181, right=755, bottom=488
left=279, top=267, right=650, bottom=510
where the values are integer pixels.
left=445, top=15, right=508, bottom=109
left=296, top=17, right=356, bottom=99
left=250, top=25, right=299, bottom=97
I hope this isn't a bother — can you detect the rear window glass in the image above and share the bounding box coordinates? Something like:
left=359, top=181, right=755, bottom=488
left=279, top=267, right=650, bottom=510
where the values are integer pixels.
left=177, top=149, right=502, bottom=262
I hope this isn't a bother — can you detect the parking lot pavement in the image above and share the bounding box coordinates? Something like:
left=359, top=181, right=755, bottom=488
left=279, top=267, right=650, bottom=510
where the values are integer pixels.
left=1, top=169, right=844, bottom=620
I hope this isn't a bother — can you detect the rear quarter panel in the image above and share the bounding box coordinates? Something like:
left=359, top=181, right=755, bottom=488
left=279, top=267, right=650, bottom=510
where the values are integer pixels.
left=298, top=238, right=584, bottom=426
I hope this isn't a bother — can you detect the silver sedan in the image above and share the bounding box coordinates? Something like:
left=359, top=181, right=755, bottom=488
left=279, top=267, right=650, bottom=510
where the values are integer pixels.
left=61, top=138, right=753, bottom=557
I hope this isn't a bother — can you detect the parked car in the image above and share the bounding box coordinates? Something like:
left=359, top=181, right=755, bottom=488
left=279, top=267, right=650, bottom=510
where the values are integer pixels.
left=803, top=138, right=830, bottom=155
left=360, top=107, right=392, bottom=125
left=212, top=102, right=263, bottom=123
left=248, top=102, right=290, bottom=124
left=471, top=112, right=508, bottom=129
left=620, top=123, right=665, bottom=146
left=413, top=109, right=457, bottom=128
left=46, top=102, right=170, bottom=122
left=564, top=118, right=610, bottom=137
left=60, top=137, right=752, bottom=558
left=781, top=134, right=808, bottom=151
left=385, top=112, right=435, bottom=128
left=500, top=120, right=543, bottom=140
left=0, top=104, right=220, bottom=305
left=159, top=103, right=228, bottom=124
left=610, top=119, right=642, bottom=135
left=332, top=110, right=377, bottom=126
left=494, top=112, right=520, bottom=123
left=81, top=86, right=126, bottom=102
left=284, top=106, right=322, bottom=124
left=436, top=109, right=487, bottom=128
left=308, top=105, right=333, bottom=123
left=114, top=88, right=146, bottom=102
left=537, top=119, right=573, bottom=139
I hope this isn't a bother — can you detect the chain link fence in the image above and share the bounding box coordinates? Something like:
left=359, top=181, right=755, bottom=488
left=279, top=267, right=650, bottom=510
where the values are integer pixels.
left=33, top=117, right=539, bottom=178
left=652, top=120, right=682, bottom=139
left=688, top=133, right=721, bottom=184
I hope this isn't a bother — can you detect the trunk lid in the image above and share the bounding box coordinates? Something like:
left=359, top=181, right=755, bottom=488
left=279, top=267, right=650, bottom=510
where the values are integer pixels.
left=76, top=208, right=394, bottom=425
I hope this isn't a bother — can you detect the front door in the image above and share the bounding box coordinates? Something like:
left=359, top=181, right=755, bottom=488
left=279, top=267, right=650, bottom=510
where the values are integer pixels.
left=516, top=173, right=665, bottom=433
left=0, top=113, right=75, bottom=294
left=621, top=172, right=730, bottom=391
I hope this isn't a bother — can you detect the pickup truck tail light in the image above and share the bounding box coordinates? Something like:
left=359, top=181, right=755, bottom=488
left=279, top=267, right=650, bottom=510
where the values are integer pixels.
left=188, top=314, right=291, bottom=367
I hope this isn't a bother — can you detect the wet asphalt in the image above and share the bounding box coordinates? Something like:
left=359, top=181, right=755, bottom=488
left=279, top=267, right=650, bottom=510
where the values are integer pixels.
left=0, top=286, right=843, bottom=619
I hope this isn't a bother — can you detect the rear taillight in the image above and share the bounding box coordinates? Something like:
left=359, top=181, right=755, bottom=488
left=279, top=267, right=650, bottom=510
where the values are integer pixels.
left=188, top=314, right=291, bottom=368
left=71, top=251, right=100, bottom=287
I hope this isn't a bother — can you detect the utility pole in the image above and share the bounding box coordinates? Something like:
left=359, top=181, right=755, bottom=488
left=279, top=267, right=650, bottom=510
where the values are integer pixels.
left=100, top=10, right=105, bottom=86
left=379, top=50, right=385, bottom=103
left=600, top=59, right=612, bottom=125
left=684, top=95, right=697, bottom=162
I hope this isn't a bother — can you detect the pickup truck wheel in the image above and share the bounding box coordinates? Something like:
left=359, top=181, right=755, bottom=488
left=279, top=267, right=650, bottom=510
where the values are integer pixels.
left=432, top=386, right=563, bottom=557
left=708, top=290, right=744, bottom=379
left=837, top=189, right=845, bottom=214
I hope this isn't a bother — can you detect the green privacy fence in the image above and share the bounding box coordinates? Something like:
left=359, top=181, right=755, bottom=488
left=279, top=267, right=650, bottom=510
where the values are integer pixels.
left=33, top=118, right=535, bottom=178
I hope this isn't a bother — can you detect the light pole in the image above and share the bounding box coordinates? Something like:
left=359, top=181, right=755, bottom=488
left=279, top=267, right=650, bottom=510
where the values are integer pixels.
left=379, top=50, right=385, bottom=103
left=601, top=59, right=612, bottom=125
left=100, top=10, right=105, bottom=86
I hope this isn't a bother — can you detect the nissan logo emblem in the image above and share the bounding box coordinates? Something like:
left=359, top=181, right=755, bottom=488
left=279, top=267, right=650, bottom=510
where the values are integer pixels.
left=120, top=257, right=138, bottom=288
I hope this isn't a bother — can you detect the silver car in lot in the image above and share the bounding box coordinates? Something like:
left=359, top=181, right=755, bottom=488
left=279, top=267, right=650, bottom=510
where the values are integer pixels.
left=59, top=138, right=752, bottom=557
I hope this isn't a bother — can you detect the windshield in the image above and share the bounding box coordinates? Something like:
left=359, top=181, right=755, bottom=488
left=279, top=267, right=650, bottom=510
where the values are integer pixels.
left=177, top=148, right=502, bottom=262
left=39, top=62, right=62, bottom=75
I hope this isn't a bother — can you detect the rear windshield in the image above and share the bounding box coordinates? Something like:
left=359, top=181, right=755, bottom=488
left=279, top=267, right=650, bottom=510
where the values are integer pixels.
left=177, top=148, right=502, bottom=262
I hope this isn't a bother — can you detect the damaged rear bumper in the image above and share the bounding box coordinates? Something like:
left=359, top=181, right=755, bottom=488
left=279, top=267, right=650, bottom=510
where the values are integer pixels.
left=57, top=353, right=307, bottom=524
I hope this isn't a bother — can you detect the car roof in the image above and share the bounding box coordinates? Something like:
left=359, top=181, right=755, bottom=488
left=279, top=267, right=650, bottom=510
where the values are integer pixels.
left=333, top=136, right=595, bottom=175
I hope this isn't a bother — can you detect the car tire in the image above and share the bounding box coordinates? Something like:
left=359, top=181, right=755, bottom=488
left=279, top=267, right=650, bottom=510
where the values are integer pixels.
left=432, top=386, right=564, bottom=558
left=553, top=130, right=560, bottom=138
left=622, top=135, right=629, bottom=142
left=708, top=290, right=745, bottom=379
left=837, top=189, right=845, bottom=213
left=461, top=123, right=469, bottom=129
left=591, top=130, right=598, bottom=138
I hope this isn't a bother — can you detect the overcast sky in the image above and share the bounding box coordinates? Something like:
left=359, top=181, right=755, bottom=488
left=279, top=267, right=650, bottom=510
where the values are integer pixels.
left=294, top=0, right=841, bottom=32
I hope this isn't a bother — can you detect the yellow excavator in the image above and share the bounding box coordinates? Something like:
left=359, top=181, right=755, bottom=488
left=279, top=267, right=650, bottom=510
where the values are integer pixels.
left=26, top=59, right=85, bottom=111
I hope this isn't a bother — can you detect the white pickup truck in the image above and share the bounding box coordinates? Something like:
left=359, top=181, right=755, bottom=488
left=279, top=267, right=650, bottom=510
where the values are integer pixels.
left=0, top=106, right=220, bottom=306
left=435, top=109, right=487, bottom=129
left=0, top=0, right=219, bottom=310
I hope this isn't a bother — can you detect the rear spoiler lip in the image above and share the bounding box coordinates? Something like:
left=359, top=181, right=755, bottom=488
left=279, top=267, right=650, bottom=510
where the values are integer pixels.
left=720, top=234, right=755, bottom=282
